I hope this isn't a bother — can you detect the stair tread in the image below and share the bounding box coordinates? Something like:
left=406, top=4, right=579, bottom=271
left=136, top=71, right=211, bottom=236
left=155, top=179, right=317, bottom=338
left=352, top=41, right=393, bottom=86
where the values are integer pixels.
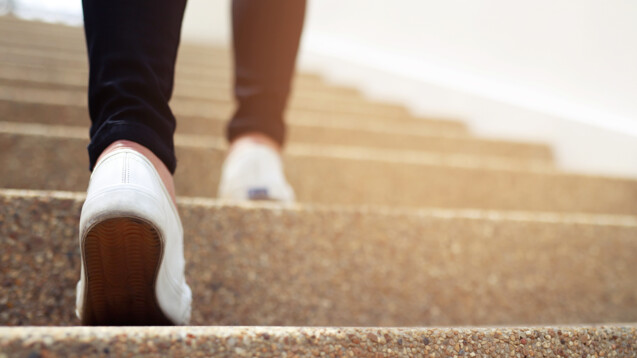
left=1, top=326, right=636, bottom=357
left=0, top=75, right=412, bottom=119
left=0, top=59, right=364, bottom=99
left=3, top=189, right=637, bottom=327
left=2, top=128, right=636, bottom=214
left=0, top=121, right=551, bottom=167
left=0, top=84, right=461, bottom=130
left=0, top=104, right=552, bottom=161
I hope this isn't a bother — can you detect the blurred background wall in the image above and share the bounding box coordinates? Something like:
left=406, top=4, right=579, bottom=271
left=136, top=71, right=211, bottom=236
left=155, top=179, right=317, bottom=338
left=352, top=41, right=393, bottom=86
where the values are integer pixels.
left=5, top=0, right=637, bottom=177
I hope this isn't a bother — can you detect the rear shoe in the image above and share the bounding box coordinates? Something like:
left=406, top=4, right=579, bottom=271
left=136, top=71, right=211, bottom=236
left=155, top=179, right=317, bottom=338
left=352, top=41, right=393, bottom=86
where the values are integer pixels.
left=218, top=141, right=295, bottom=202
left=76, top=148, right=192, bottom=325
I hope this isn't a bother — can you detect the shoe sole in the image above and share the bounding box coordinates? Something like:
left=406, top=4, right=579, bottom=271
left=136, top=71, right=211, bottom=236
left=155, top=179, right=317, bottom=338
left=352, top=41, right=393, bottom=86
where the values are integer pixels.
left=80, top=217, right=173, bottom=325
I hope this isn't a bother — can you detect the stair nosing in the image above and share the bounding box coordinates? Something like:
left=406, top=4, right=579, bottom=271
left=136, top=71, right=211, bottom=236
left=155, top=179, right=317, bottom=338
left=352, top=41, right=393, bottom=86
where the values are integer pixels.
left=2, top=188, right=635, bottom=227
left=0, top=121, right=555, bottom=172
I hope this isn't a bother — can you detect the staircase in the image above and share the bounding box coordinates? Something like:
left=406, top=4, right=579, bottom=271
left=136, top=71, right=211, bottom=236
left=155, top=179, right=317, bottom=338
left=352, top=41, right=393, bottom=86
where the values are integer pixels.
left=1, top=15, right=636, bottom=357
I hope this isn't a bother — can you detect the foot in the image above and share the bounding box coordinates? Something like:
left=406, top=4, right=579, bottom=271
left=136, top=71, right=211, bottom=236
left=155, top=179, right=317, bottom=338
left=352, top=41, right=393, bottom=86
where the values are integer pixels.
left=96, top=140, right=177, bottom=205
left=76, top=142, right=191, bottom=325
left=218, top=133, right=295, bottom=202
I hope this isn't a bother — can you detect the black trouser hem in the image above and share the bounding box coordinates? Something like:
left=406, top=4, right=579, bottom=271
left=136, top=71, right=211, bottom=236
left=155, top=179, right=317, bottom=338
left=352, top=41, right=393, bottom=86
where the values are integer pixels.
left=88, top=121, right=176, bottom=174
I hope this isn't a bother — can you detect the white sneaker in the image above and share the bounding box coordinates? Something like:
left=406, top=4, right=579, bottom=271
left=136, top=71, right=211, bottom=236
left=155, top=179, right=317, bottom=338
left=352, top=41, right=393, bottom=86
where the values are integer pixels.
left=218, top=141, right=295, bottom=202
left=76, top=148, right=192, bottom=325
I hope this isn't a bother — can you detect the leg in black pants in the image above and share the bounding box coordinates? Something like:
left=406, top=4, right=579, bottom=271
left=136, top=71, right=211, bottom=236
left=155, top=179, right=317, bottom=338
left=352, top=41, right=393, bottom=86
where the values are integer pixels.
left=79, top=0, right=306, bottom=325
left=83, top=0, right=306, bottom=174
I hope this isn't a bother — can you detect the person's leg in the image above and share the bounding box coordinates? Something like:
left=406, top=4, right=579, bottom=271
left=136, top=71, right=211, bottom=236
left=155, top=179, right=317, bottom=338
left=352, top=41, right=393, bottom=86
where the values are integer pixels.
left=227, top=0, right=307, bottom=147
left=220, top=0, right=306, bottom=202
left=77, top=0, right=191, bottom=326
left=83, top=0, right=186, bottom=182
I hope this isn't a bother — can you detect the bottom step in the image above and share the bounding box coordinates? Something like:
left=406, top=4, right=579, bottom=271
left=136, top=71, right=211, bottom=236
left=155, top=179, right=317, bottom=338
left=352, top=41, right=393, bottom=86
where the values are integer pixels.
left=0, top=326, right=635, bottom=357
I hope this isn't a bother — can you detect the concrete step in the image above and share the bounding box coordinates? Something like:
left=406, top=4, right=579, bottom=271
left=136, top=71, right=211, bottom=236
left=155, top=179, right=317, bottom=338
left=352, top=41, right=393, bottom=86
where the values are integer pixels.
left=0, top=40, right=236, bottom=68
left=2, top=189, right=637, bottom=326
left=0, top=17, right=236, bottom=57
left=0, top=36, right=335, bottom=92
left=0, top=47, right=280, bottom=80
left=0, top=53, right=341, bottom=92
left=0, top=326, right=635, bottom=357
left=0, top=60, right=363, bottom=99
left=0, top=17, right=257, bottom=62
left=0, top=38, right=351, bottom=95
left=0, top=84, right=469, bottom=135
left=0, top=102, right=551, bottom=160
left=0, top=22, right=414, bottom=113
left=1, top=125, right=635, bottom=214
left=0, top=16, right=84, bottom=37
left=0, top=19, right=457, bottom=123
left=0, top=73, right=412, bottom=120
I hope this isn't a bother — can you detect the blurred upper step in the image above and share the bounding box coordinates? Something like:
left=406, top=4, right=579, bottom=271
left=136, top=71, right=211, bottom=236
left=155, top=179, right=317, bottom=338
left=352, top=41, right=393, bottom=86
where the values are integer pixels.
left=0, top=51, right=377, bottom=100
left=0, top=60, right=364, bottom=99
left=0, top=15, right=247, bottom=58
left=0, top=17, right=461, bottom=125
left=0, top=71, right=412, bottom=120
left=3, top=189, right=637, bottom=326
left=1, top=123, right=634, bottom=214
left=0, top=60, right=400, bottom=117
left=0, top=82, right=469, bottom=136
left=0, top=98, right=552, bottom=161
left=0, top=39, right=239, bottom=67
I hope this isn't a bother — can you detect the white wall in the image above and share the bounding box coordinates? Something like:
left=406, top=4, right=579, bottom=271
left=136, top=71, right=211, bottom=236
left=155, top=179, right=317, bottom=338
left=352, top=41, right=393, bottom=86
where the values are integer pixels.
left=297, top=0, right=637, bottom=178
left=181, top=0, right=229, bottom=45
left=303, top=0, right=637, bottom=137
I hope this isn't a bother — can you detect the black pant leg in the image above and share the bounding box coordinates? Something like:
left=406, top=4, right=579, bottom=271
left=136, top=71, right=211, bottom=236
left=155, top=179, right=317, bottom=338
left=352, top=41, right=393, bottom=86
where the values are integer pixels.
left=227, top=0, right=307, bottom=146
left=83, top=0, right=187, bottom=174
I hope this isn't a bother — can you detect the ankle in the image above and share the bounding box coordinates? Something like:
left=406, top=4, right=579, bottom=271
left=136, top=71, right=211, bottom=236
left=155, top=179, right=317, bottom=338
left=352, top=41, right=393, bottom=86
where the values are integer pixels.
left=97, top=140, right=177, bottom=205
left=229, top=132, right=281, bottom=154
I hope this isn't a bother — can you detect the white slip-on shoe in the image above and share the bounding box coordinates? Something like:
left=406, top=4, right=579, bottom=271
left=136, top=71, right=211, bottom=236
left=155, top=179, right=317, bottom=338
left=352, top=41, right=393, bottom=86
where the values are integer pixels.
left=218, top=141, right=295, bottom=202
left=76, top=148, right=192, bottom=325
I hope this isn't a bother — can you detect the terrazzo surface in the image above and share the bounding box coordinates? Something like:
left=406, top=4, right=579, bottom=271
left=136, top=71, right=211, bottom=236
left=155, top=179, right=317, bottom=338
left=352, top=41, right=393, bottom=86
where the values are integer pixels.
left=1, top=132, right=636, bottom=214
left=0, top=83, right=464, bottom=134
left=1, top=326, right=636, bottom=357
left=0, top=100, right=551, bottom=159
left=2, top=190, right=637, bottom=327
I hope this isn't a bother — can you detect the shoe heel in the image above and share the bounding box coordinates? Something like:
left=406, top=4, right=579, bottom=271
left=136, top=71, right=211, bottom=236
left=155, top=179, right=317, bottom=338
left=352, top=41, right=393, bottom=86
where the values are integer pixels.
left=80, top=217, right=173, bottom=325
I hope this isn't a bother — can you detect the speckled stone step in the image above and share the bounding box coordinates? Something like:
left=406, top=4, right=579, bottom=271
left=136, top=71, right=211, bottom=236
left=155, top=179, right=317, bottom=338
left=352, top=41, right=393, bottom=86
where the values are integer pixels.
left=0, top=42, right=240, bottom=73
left=0, top=21, right=270, bottom=68
left=0, top=50, right=303, bottom=93
left=0, top=102, right=551, bottom=160
left=0, top=16, right=82, bottom=37
left=0, top=38, right=358, bottom=97
left=0, top=30, right=226, bottom=57
left=0, top=19, right=418, bottom=120
left=0, top=55, right=357, bottom=96
left=1, top=326, right=635, bottom=357
left=0, top=62, right=365, bottom=100
left=0, top=18, right=233, bottom=59
left=0, top=84, right=468, bottom=134
left=3, top=189, right=637, bottom=326
left=0, top=73, right=411, bottom=119
left=21, top=126, right=637, bottom=215
left=0, top=61, right=362, bottom=99
left=1, top=125, right=634, bottom=214
left=0, top=39, right=231, bottom=60
left=0, top=17, right=462, bottom=126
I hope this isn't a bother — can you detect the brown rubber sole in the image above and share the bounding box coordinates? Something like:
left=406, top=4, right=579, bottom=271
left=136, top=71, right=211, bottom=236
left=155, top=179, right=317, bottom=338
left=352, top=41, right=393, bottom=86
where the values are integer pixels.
left=80, top=217, right=173, bottom=326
